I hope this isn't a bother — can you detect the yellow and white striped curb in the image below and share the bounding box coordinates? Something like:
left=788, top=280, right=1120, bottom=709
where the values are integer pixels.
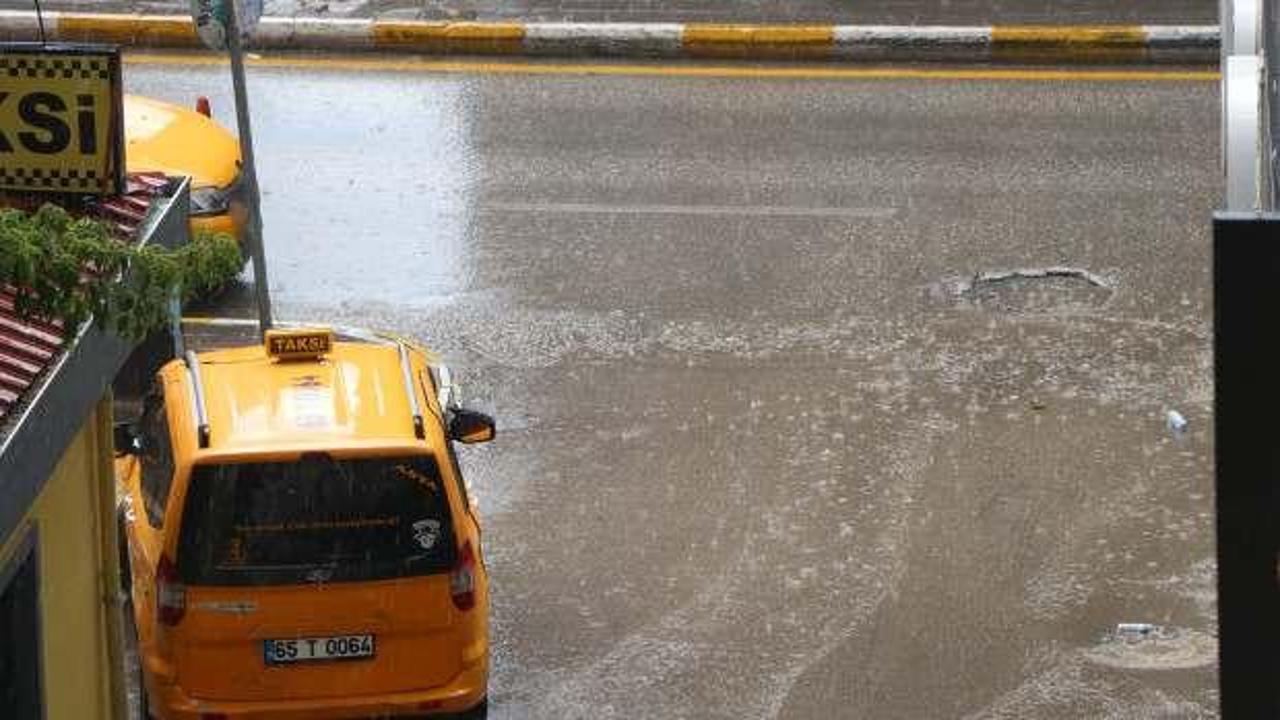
left=0, top=11, right=1219, bottom=63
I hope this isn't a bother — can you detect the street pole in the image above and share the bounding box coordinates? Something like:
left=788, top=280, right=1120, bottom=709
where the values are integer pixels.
left=224, top=0, right=272, bottom=338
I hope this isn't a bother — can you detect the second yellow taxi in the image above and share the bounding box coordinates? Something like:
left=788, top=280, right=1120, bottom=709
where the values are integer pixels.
left=124, top=94, right=245, bottom=245
left=116, top=328, right=494, bottom=719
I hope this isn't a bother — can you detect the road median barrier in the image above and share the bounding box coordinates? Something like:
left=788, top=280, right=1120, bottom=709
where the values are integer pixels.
left=683, top=24, right=836, bottom=59
left=371, top=21, right=526, bottom=54
left=0, top=11, right=1218, bottom=64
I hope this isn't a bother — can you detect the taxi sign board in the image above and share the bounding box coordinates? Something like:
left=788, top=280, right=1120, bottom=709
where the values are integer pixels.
left=266, top=329, right=333, bottom=360
left=0, top=44, right=124, bottom=196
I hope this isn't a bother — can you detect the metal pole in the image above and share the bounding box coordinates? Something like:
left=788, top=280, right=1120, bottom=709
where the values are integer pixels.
left=1225, top=55, right=1264, bottom=210
left=224, top=0, right=272, bottom=338
left=1263, top=0, right=1276, bottom=209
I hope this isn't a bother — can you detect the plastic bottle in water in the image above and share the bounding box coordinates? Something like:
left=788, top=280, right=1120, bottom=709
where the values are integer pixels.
left=1116, top=623, right=1159, bottom=640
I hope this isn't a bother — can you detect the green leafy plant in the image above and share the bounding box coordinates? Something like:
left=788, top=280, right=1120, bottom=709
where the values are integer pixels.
left=0, top=203, right=241, bottom=340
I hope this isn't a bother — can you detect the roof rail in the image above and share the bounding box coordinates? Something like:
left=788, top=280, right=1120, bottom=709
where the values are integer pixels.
left=184, top=350, right=211, bottom=448
left=397, top=342, right=425, bottom=440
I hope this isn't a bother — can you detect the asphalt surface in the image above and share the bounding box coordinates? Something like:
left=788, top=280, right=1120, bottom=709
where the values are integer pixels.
left=30, top=0, right=1218, bottom=25
left=125, top=56, right=1219, bottom=718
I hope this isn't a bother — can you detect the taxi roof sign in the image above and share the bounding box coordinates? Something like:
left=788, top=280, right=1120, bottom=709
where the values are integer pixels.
left=0, top=43, right=125, bottom=196
left=266, top=328, right=333, bottom=361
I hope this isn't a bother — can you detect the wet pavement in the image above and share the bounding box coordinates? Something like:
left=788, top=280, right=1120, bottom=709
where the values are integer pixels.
left=125, top=56, right=1218, bottom=718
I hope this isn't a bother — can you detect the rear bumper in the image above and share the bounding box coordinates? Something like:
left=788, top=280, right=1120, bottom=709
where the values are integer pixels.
left=148, top=657, right=487, bottom=719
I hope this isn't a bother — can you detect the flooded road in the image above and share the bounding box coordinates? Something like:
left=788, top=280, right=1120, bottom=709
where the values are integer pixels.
left=127, top=57, right=1218, bottom=718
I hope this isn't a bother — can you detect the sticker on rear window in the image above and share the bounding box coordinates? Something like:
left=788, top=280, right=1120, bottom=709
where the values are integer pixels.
left=412, top=519, right=442, bottom=550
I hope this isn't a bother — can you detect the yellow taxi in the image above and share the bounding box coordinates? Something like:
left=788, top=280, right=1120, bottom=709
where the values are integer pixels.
left=124, top=94, right=246, bottom=245
left=115, top=328, right=493, bottom=719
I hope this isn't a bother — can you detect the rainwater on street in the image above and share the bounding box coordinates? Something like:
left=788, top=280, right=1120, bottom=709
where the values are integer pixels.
left=128, top=58, right=1218, bottom=718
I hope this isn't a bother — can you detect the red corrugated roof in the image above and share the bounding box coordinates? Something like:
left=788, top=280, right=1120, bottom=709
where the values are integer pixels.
left=0, top=173, right=168, bottom=424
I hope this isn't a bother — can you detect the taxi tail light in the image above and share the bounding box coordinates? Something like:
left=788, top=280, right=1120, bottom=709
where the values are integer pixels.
left=195, top=96, right=212, bottom=117
left=450, top=542, right=476, bottom=611
left=156, top=554, right=187, bottom=626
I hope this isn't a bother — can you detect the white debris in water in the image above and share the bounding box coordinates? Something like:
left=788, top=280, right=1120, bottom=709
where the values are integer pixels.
left=1165, top=410, right=1188, bottom=438
left=1115, top=622, right=1159, bottom=641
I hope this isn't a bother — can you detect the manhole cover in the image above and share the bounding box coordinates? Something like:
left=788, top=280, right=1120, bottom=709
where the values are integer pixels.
left=931, top=267, right=1113, bottom=312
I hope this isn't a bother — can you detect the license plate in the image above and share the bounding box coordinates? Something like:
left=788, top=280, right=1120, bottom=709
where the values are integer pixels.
left=264, top=634, right=375, bottom=665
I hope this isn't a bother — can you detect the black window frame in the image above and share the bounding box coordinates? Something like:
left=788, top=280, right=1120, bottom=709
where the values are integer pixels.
left=0, top=527, right=44, bottom=720
left=138, top=385, right=175, bottom=529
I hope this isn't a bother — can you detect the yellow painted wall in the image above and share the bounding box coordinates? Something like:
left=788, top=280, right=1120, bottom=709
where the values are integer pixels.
left=0, top=397, right=124, bottom=720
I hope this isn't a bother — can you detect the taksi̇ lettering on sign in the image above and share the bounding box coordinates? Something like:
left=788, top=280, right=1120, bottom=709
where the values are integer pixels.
left=0, top=47, right=123, bottom=195
left=265, top=329, right=334, bottom=359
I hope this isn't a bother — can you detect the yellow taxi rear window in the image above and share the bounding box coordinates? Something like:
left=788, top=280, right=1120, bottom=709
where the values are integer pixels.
left=177, top=454, right=456, bottom=587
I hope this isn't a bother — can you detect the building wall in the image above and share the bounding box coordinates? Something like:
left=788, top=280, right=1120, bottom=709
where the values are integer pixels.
left=0, top=397, right=123, bottom=720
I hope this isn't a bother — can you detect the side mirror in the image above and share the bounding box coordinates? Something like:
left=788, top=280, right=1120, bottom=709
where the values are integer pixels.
left=114, top=422, right=142, bottom=456
left=448, top=409, right=495, bottom=444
